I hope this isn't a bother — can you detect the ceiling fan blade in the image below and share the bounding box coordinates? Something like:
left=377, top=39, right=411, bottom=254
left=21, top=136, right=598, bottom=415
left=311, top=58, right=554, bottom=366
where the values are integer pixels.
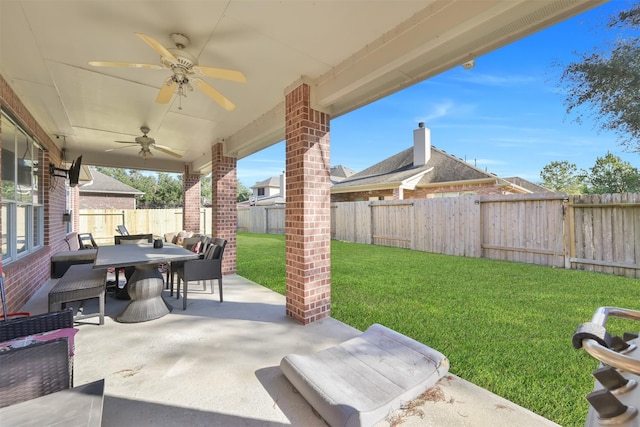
left=193, top=66, right=247, bottom=83
left=114, top=140, right=137, bottom=144
left=135, top=33, right=177, bottom=61
left=88, top=61, right=164, bottom=70
left=154, top=145, right=183, bottom=158
left=156, top=79, right=178, bottom=104
left=192, top=78, right=235, bottom=111
left=106, top=144, right=137, bottom=152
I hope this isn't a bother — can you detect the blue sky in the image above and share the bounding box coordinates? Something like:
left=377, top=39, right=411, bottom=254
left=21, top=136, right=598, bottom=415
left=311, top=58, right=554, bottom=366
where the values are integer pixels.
left=237, top=0, right=638, bottom=187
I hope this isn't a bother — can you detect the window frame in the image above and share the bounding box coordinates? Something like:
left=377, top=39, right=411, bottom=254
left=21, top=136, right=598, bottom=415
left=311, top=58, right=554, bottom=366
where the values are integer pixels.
left=1, top=111, right=45, bottom=263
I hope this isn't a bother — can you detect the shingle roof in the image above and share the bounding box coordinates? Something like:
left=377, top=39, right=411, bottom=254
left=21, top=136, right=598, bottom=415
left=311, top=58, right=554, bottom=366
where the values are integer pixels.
left=502, top=177, right=552, bottom=193
left=330, top=165, right=357, bottom=182
left=331, top=146, right=495, bottom=191
left=252, top=177, right=280, bottom=189
left=79, top=168, right=144, bottom=195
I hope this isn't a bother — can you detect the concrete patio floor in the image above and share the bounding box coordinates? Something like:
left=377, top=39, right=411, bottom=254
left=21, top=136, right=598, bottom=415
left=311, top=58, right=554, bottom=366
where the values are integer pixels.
left=20, top=273, right=560, bottom=426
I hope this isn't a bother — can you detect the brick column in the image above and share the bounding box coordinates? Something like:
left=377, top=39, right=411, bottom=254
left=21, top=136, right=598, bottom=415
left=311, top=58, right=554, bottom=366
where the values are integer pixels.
left=285, top=83, right=331, bottom=324
left=183, top=165, right=201, bottom=233
left=212, top=143, right=237, bottom=274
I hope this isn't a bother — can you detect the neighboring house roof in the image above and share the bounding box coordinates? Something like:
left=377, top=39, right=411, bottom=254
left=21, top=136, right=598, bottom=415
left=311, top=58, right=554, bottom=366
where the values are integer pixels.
left=331, top=146, right=502, bottom=193
left=502, top=177, right=552, bottom=193
left=243, top=165, right=358, bottom=206
left=251, top=177, right=280, bottom=189
left=330, top=165, right=357, bottom=183
left=79, top=168, right=144, bottom=195
left=254, top=195, right=285, bottom=206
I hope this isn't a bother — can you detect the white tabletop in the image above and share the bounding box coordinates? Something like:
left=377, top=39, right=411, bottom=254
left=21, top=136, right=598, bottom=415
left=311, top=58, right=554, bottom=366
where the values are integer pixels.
left=94, top=243, right=198, bottom=269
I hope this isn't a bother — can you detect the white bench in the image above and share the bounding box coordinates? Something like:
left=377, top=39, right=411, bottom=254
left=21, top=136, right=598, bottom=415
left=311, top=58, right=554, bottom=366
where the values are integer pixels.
left=280, top=324, right=449, bottom=427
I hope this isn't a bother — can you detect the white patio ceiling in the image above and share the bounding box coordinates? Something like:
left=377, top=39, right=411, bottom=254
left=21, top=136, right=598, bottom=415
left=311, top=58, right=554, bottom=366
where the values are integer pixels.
left=0, top=0, right=606, bottom=174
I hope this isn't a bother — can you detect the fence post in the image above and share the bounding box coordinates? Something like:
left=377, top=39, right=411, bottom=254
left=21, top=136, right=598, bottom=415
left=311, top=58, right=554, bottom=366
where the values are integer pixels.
left=476, top=198, right=483, bottom=258
left=564, top=196, right=574, bottom=270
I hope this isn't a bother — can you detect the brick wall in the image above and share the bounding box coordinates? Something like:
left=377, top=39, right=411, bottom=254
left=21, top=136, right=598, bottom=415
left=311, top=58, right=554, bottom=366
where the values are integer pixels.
left=408, top=183, right=506, bottom=198
left=211, top=143, right=237, bottom=274
left=332, top=189, right=394, bottom=202
left=80, top=193, right=136, bottom=209
left=331, top=182, right=508, bottom=202
left=183, top=165, right=201, bottom=233
left=1, top=74, right=68, bottom=315
left=284, top=83, right=331, bottom=324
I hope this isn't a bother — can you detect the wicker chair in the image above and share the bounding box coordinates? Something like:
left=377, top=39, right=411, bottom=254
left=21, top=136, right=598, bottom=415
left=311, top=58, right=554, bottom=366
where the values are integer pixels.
left=0, top=309, right=74, bottom=342
left=0, top=337, right=71, bottom=408
left=0, top=309, right=75, bottom=389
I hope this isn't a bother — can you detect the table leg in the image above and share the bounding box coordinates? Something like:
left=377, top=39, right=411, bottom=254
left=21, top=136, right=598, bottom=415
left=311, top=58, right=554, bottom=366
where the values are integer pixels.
left=115, top=264, right=170, bottom=323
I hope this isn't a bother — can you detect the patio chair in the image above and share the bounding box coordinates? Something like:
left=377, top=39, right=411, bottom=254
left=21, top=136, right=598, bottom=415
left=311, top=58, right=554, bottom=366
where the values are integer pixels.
left=166, top=234, right=211, bottom=289
left=174, top=238, right=226, bottom=310
left=78, top=233, right=98, bottom=250
left=114, top=234, right=153, bottom=245
left=0, top=338, right=71, bottom=408
left=0, top=309, right=77, bottom=387
left=0, top=309, right=74, bottom=343
left=116, top=225, right=130, bottom=236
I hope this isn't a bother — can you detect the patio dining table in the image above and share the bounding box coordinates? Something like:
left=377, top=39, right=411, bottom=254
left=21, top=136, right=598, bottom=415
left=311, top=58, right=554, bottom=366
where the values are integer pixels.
left=94, top=243, right=198, bottom=323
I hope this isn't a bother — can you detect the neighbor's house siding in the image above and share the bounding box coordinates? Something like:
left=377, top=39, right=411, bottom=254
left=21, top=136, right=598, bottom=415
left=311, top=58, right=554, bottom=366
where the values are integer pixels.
left=1, top=74, right=69, bottom=315
left=332, top=190, right=397, bottom=202
left=80, top=193, right=136, bottom=209
left=331, top=182, right=506, bottom=202
left=408, top=183, right=507, bottom=198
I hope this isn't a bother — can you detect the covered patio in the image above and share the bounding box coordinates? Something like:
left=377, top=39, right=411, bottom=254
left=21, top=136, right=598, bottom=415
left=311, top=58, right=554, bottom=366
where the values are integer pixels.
left=18, top=273, right=557, bottom=426
left=0, top=2, right=605, bottom=424
left=0, top=0, right=607, bottom=324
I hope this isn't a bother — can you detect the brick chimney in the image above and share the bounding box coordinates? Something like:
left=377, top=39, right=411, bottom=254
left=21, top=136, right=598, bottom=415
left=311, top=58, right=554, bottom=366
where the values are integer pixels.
left=279, top=171, right=286, bottom=199
left=413, top=122, right=431, bottom=167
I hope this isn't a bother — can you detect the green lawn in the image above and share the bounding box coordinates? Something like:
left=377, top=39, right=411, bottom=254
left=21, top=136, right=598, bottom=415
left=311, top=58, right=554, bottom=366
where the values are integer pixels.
left=236, top=232, right=640, bottom=427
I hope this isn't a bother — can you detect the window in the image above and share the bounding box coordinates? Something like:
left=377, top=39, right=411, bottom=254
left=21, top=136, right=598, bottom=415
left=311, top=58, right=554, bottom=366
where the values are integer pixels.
left=1, top=112, right=44, bottom=262
left=257, top=188, right=265, bottom=196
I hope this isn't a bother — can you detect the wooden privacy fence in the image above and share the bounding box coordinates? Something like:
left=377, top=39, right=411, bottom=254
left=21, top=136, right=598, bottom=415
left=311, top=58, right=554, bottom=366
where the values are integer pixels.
left=568, top=193, right=640, bottom=278
left=237, top=206, right=285, bottom=235
left=238, top=193, right=640, bottom=278
left=79, top=208, right=213, bottom=245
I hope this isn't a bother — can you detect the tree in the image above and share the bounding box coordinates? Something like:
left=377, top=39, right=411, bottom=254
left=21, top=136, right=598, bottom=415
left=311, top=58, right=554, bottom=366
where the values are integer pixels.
left=201, top=175, right=212, bottom=205
left=201, top=174, right=251, bottom=203
left=237, top=182, right=251, bottom=202
left=539, top=160, right=586, bottom=194
left=153, top=173, right=183, bottom=208
left=587, top=152, right=640, bottom=193
left=98, top=167, right=252, bottom=206
left=558, top=5, right=640, bottom=150
left=96, top=167, right=183, bottom=208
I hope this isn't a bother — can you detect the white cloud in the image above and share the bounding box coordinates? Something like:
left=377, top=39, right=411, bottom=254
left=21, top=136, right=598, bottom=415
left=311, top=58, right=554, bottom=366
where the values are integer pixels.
left=420, top=101, right=454, bottom=122
left=414, top=100, right=478, bottom=125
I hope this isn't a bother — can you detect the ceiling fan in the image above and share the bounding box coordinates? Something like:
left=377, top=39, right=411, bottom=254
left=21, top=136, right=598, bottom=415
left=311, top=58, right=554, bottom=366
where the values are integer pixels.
left=107, top=126, right=182, bottom=160
left=89, top=33, right=246, bottom=111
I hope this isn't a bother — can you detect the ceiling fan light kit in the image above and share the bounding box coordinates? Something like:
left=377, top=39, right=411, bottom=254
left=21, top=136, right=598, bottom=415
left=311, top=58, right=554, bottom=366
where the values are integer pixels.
left=139, top=148, right=153, bottom=160
left=109, top=126, right=182, bottom=160
left=89, top=32, right=246, bottom=111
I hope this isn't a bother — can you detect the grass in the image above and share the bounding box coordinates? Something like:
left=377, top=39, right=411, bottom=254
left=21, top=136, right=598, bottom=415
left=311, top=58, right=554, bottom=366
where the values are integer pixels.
left=236, top=232, right=640, bottom=426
